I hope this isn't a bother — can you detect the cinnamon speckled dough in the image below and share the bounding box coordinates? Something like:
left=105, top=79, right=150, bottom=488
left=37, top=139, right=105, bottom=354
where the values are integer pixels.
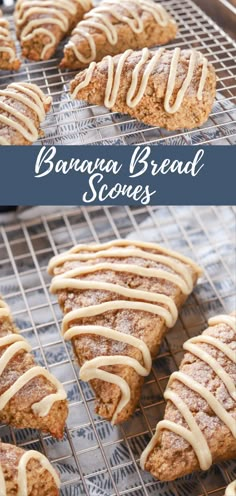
left=0, top=442, right=59, bottom=495
left=70, top=48, right=216, bottom=130
left=0, top=298, right=68, bottom=438
left=61, top=0, right=177, bottom=70
left=14, top=0, right=93, bottom=61
left=0, top=10, right=21, bottom=70
left=0, top=82, right=51, bottom=145
left=49, top=243, right=200, bottom=424
left=143, top=319, right=236, bottom=481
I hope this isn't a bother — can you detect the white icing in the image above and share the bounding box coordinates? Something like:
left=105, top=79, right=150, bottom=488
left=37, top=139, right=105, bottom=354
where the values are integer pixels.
left=0, top=447, right=60, bottom=496
left=0, top=299, right=67, bottom=416
left=71, top=47, right=209, bottom=113
left=0, top=365, right=66, bottom=417
left=0, top=137, right=10, bottom=145
left=16, top=0, right=91, bottom=59
left=62, top=300, right=176, bottom=329
left=48, top=239, right=202, bottom=275
left=50, top=257, right=191, bottom=292
left=51, top=272, right=179, bottom=324
left=49, top=239, right=198, bottom=423
left=0, top=336, right=32, bottom=375
left=67, top=0, right=172, bottom=64
left=0, top=17, right=15, bottom=62
left=0, top=82, right=50, bottom=145
left=0, top=46, right=15, bottom=62
left=184, top=337, right=236, bottom=400
left=127, top=47, right=164, bottom=108
left=140, top=314, right=236, bottom=471
left=208, top=315, right=236, bottom=331
left=225, top=480, right=236, bottom=496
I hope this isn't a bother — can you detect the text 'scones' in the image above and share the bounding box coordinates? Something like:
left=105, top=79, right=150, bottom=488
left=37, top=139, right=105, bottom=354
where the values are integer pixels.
left=0, top=297, right=68, bottom=438
left=141, top=314, right=236, bottom=481
left=48, top=239, right=202, bottom=424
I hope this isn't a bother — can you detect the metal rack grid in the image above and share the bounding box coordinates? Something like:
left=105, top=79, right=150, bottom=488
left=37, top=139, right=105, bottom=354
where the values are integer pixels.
left=0, top=205, right=235, bottom=496
left=0, top=0, right=236, bottom=145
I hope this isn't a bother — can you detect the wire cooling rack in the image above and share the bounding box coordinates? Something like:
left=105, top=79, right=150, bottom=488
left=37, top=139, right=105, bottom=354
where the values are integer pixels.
left=0, top=205, right=235, bottom=496
left=0, top=0, right=236, bottom=145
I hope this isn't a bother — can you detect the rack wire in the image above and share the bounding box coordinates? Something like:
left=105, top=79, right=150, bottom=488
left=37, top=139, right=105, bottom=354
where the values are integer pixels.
left=0, top=205, right=235, bottom=496
left=0, top=0, right=236, bottom=145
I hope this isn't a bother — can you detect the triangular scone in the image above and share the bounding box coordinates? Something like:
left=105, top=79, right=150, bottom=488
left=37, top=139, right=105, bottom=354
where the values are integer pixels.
left=70, top=47, right=216, bottom=130
left=14, top=0, right=93, bottom=61
left=0, top=10, right=21, bottom=71
left=0, top=442, right=60, bottom=495
left=0, top=297, right=68, bottom=438
left=48, top=239, right=201, bottom=424
left=61, top=0, right=177, bottom=69
left=141, top=314, right=236, bottom=481
left=225, top=480, right=236, bottom=496
left=0, top=82, right=51, bottom=145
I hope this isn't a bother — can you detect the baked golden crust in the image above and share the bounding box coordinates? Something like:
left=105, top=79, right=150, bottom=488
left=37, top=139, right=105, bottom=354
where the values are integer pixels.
left=143, top=317, right=236, bottom=481
left=0, top=82, right=51, bottom=145
left=0, top=297, right=68, bottom=438
left=0, top=442, right=60, bottom=495
left=61, top=0, right=177, bottom=70
left=70, top=48, right=216, bottom=130
left=0, top=9, right=21, bottom=70
left=48, top=240, right=200, bottom=424
left=14, top=0, right=93, bottom=61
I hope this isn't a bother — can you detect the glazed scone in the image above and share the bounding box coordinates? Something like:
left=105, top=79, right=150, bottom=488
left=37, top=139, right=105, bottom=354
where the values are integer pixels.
left=141, top=314, right=236, bottom=481
left=0, top=9, right=21, bottom=70
left=0, top=297, right=68, bottom=438
left=14, top=0, right=93, bottom=61
left=48, top=239, right=201, bottom=424
left=61, top=0, right=177, bottom=69
left=0, top=82, right=51, bottom=145
left=0, top=442, right=60, bottom=495
left=225, top=480, right=236, bottom=496
left=70, top=47, right=216, bottom=130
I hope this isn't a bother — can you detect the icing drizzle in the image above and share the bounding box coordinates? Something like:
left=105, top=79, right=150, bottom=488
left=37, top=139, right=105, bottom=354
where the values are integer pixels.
left=140, top=314, right=236, bottom=471
left=71, top=47, right=209, bottom=113
left=0, top=448, right=60, bottom=496
left=16, top=0, right=92, bottom=59
left=0, top=82, right=51, bottom=145
left=66, top=0, right=173, bottom=64
left=0, top=14, right=15, bottom=63
left=0, top=299, right=67, bottom=416
left=49, top=239, right=200, bottom=423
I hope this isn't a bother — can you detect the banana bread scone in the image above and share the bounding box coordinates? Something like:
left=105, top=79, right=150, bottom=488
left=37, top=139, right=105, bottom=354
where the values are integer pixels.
left=225, top=480, right=236, bottom=496
left=14, top=0, right=93, bottom=61
left=0, top=442, right=60, bottom=495
left=61, top=0, right=177, bottom=70
left=71, top=47, right=216, bottom=130
left=0, top=10, right=21, bottom=71
left=48, top=239, right=201, bottom=424
left=141, top=314, right=236, bottom=480
left=0, top=297, right=68, bottom=438
left=0, top=82, right=51, bottom=145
